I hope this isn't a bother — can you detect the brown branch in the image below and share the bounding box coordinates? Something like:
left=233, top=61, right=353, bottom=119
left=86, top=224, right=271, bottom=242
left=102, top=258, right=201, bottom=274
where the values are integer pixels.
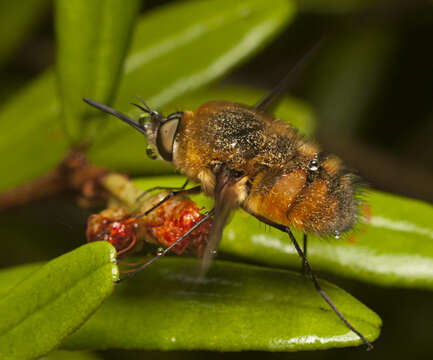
left=0, top=148, right=108, bottom=211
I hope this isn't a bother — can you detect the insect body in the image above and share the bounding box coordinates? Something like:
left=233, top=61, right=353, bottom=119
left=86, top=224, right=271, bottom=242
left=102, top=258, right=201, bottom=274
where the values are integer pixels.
left=174, top=100, right=358, bottom=236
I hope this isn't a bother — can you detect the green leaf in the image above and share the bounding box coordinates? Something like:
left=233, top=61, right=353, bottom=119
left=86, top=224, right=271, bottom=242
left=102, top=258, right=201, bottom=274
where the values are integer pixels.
left=0, top=263, right=41, bottom=299
left=130, top=176, right=433, bottom=290
left=87, top=0, right=296, bottom=173
left=55, top=0, right=141, bottom=142
left=0, top=71, right=69, bottom=193
left=64, top=258, right=381, bottom=351
left=0, top=242, right=118, bottom=360
left=0, top=0, right=50, bottom=68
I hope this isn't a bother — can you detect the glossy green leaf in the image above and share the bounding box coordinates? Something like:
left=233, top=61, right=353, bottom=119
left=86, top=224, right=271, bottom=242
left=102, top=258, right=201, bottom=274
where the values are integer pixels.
left=0, top=71, right=69, bottom=193
left=0, top=0, right=50, bottom=68
left=130, top=176, right=433, bottom=290
left=87, top=0, right=296, bottom=173
left=0, top=242, right=118, bottom=360
left=55, top=0, right=141, bottom=142
left=64, top=258, right=380, bottom=351
left=0, top=0, right=294, bottom=193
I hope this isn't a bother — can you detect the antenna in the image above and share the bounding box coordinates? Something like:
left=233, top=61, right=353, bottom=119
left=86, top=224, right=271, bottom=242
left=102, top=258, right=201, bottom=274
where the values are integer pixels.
left=83, top=98, right=147, bottom=136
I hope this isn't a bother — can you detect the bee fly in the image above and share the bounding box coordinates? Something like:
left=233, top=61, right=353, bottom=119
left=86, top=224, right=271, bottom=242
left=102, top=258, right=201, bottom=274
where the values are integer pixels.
left=83, top=42, right=373, bottom=350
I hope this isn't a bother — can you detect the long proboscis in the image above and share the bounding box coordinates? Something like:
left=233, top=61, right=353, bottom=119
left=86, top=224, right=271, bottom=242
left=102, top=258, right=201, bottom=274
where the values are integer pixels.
left=83, top=98, right=147, bottom=136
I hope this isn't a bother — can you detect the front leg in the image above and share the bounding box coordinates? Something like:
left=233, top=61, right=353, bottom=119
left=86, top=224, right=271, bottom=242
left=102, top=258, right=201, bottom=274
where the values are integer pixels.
left=134, top=185, right=202, bottom=219
left=135, top=179, right=190, bottom=203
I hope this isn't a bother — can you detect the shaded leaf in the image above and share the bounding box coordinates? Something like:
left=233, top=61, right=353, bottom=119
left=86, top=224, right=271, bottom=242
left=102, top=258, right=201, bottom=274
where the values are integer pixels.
left=55, top=0, right=141, bottom=142
left=308, top=27, right=396, bottom=136
left=0, top=242, right=118, bottom=359
left=64, top=258, right=381, bottom=351
left=0, top=194, right=91, bottom=268
left=41, top=350, right=102, bottom=360
left=0, top=0, right=50, bottom=68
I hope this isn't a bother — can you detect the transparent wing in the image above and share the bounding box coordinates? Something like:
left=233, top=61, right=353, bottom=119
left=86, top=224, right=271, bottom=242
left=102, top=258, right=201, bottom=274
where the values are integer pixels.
left=200, top=171, right=242, bottom=276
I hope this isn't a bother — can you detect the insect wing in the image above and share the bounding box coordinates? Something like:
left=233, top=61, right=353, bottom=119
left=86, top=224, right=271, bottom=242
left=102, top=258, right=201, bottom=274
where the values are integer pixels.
left=200, top=173, right=242, bottom=276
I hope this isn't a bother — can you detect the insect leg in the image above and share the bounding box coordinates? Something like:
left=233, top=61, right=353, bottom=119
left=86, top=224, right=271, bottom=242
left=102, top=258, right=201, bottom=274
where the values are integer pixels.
left=117, top=234, right=137, bottom=257
left=301, top=233, right=307, bottom=275
left=135, top=179, right=189, bottom=203
left=249, top=213, right=372, bottom=350
left=133, top=185, right=201, bottom=220
left=119, top=258, right=151, bottom=267
left=117, top=209, right=214, bottom=283
left=285, top=227, right=373, bottom=350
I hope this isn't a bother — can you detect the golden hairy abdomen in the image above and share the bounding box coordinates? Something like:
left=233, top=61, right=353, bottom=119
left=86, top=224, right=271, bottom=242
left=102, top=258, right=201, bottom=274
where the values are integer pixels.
left=245, top=169, right=306, bottom=225
left=244, top=168, right=345, bottom=235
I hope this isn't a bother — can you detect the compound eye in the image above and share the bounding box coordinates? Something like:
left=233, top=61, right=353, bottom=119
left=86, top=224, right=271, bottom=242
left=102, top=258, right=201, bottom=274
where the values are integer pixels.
left=156, top=118, right=179, bottom=161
